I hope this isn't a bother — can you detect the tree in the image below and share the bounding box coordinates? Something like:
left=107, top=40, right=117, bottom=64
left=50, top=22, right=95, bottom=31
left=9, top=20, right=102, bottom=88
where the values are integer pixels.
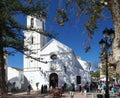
left=54, top=0, right=120, bottom=74
left=77, top=0, right=120, bottom=67
left=91, top=70, right=100, bottom=78
left=0, top=0, right=54, bottom=96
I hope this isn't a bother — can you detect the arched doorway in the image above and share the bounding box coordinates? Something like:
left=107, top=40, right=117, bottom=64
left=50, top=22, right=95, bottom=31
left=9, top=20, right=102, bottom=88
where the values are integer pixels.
left=49, top=73, right=58, bottom=88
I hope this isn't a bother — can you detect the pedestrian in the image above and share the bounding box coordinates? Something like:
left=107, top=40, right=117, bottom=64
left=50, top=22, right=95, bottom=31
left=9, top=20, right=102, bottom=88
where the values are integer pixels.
left=49, top=86, right=53, bottom=93
left=64, top=83, right=67, bottom=91
left=85, top=82, right=89, bottom=92
left=69, top=83, right=74, bottom=98
left=111, top=84, right=116, bottom=94
left=61, top=84, right=64, bottom=93
left=27, top=84, right=31, bottom=94
left=45, top=85, right=48, bottom=93
left=44, top=85, right=47, bottom=93
left=101, top=81, right=106, bottom=94
left=81, top=83, right=85, bottom=94
left=41, top=85, right=44, bottom=94
left=79, top=84, right=82, bottom=92
left=97, top=83, right=101, bottom=93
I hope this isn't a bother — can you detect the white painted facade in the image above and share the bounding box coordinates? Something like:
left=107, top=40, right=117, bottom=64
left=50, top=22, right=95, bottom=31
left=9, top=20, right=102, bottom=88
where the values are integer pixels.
left=77, top=57, right=91, bottom=83
left=23, top=15, right=91, bottom=90
left=7, top=67, right=24, bottom=90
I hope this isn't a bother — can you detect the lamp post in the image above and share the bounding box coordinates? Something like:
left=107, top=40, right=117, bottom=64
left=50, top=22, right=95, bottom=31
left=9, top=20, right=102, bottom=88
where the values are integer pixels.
left=99, top=28, right=115, bottom=98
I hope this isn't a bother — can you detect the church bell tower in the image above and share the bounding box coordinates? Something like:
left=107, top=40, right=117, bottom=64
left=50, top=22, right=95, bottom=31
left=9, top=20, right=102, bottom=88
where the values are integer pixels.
left=24, top=15, right=47, bottom=69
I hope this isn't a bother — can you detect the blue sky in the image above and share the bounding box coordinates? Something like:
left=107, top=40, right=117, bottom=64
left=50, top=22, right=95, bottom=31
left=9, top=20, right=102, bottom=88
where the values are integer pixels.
left=8, top=0, right=114, bottom=70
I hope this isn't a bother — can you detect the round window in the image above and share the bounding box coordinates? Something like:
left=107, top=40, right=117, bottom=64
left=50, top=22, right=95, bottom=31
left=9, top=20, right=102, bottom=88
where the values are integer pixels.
left=50, top=54, right=57, bottom=60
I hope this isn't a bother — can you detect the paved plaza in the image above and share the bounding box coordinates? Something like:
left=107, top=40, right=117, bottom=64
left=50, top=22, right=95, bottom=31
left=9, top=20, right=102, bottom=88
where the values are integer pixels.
left=7, top=91, right=92, bottom=98
left=1, top=91, right=120, bottom=98
left=3, top=92, right=120, bottom=98
left=43, top=92, right=87, bottom=98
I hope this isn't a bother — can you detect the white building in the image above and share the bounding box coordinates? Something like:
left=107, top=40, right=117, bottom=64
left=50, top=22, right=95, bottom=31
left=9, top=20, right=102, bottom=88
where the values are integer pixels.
left=23, top=15, right=91, bottom=90
left=7, top=67, right=24, bottom=90
left=77, top=57, right=91, bottom=83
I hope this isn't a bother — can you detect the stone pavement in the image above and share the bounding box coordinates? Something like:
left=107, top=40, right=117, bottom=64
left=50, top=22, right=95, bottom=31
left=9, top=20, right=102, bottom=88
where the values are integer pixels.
left=42, top=92, right=106, bottom=98
left=1, top=91, right=120, bottom=98
left=1, top=91, right=91, bottom=98
left=38, top=92, right=92, bottom=98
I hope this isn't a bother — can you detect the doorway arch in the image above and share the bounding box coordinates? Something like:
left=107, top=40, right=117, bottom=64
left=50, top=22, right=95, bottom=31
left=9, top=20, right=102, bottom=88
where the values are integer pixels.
left=49, top=73, right=58, bottom=88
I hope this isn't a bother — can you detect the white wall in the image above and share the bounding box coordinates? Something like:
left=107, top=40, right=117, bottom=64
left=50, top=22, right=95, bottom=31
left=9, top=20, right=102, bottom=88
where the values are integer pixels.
left=8, top=67, right=24, bottom=90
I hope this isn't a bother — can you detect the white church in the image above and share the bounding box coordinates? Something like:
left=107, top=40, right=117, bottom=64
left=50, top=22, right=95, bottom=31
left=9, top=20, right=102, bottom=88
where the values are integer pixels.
left=8, top=14, right=91, bottom=91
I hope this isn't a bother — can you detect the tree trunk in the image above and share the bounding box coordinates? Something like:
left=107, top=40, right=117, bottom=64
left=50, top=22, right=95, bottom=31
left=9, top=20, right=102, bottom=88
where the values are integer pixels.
left=0, top=21, right=7, bottom=96
left=109, top=0, right=120, bottom=74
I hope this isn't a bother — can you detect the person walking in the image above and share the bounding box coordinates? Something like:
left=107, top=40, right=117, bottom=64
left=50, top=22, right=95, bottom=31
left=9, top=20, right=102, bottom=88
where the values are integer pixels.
left=97, top=83, right=101, bottom=93
left=61, top=84, right=64, bottom=93
left=111, top=84, right=116, bottom=95
left=69, top=83, right=74, bottom=98
left=101, top=81, right=106, bottom=94
left=79, top=84, right=82, bottom=92
left=81, top=83, right=85, bottom=94
left=41, top=85, right=44, bottom=94
left=27, top=84, right=31, bottom=94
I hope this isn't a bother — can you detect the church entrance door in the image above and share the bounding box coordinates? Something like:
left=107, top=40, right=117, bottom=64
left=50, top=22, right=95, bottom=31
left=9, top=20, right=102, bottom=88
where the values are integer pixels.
left=49, top=73, right=58, bottom=88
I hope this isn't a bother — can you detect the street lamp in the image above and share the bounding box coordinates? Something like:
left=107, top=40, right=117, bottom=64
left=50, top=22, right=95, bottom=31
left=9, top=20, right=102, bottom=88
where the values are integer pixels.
left=99, top=28, right=115, bottom=98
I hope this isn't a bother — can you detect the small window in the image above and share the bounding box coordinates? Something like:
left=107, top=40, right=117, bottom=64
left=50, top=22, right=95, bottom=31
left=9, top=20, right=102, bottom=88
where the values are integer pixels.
left=31, top=18, right=34, bottom=28
left=31, top=36, right=33, bottom=44
left=29, top=36, right=34, bottom=44
left=42, top=21, right=44, bottom=31
left=64, top=66, right=67, bottom=73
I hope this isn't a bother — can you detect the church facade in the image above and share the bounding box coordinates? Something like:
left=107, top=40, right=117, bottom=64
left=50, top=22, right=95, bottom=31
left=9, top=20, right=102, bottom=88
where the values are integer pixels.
left=23, top=15, right=91, bottom=90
